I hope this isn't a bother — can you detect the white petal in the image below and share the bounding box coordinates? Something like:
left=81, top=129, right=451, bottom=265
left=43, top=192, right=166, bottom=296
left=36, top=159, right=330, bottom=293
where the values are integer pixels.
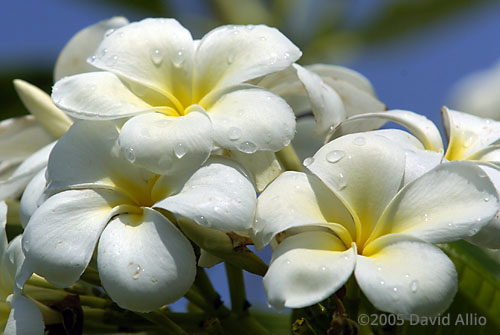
left=355, top=237, right=457, bottom=316
left=91, top=18, right=194, bottom=107
left=13, top=80, right=72, bottom=138
left=294, top=64, right=345, bottom=136
left=465, top=165, right=500, bottom=248
left=193, top=24, right=301, bottom=100
left=1, top=236, right=24, bottom=292
left=52, top=72, right=157, bottom=120
left=22, top=189, right=130, bottom=287
left=443, top=107, right=500, bottom=160
left=18, top=168, right=47, bottom=229
left=97, top=208, right=196, bottom=312
left=0, top=142, right=54, bottom=200
left=4, top=294, right=44, bottom=335
left=54, top=16, right=129, bottom=81
left=0, top=201, right=7, bottom=256
left=307, top=132, right=406, bottom=245
left=264, top=231, right=355, bottom=309
left=329, top=110, right=443, bottom=152
left=226, top=150, right=281, bottom=192
left=204, top=86, right=295, bottom=153
left=306, top=64, right=376, bottom=96
left=374, top=129, right=443, bottom=185
left=118, top=111, right=213, bottom=175
left=47, top=121, right=151, bottom=196
left=154, top=157, right=256, bottom=232
left=0, top=116, right=52, bottom=163
left=371, top=162, right=498, bottom=244
left=253, top=171, right=354, bottom=249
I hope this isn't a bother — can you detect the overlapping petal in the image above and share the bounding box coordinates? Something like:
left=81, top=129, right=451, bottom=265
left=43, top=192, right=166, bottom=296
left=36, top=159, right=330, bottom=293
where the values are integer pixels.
left=91, top=18, right=194, bottom=106
left=355, top=237, right=457, bottom=316
left=370, top=162, right=498, bottom=245
left=263, top=231, right=356, bottom=308
left=97, top=208, right=196, bottom=312
left=118, top=111, right=213, bottom=175
left=4, top=294, right=44, bottom=335
left=54, top=16, right=129, bottom=81
left=18, top=169, right=47, bottom=228
left=154, top=157, right=256, bottom=232
left=253, top=171, right=354, bottom=249
left=205, top=86, right=295, bottom=153
left=22, top=189, right=130, bottom=287
left=193, top=24, right=301, bottom=100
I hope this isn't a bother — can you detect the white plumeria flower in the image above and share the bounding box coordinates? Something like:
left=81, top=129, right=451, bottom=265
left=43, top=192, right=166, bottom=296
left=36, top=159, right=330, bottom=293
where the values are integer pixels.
left=0, top=17, right=128, bottom=201
left=253, top=132, right=498, bottom=315
left=21, top=121, right=257, bottom=312
left=449, top=59, right=500, bottom=120
left=330, top=108, right=500, bottom=248
left=51, top=18, right=301, bottom=176
left=1, top=202, right=44, bottom=335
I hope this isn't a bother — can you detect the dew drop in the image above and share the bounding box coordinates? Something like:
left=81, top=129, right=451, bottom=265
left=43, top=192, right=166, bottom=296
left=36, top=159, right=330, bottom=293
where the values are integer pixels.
left=228, top=127, right=241, bottom=141
left=269, top=52, right=278, bottom=65
left=391, top=287, right=400, bottom=301
left=353, top=136, right=366, bottom=146
left=410, top=280, right=419, bottom=293
left=246, top=24, right=254, bottom=31
left=422, top=213, right=429, bottom=222
left=303, top=157, right=314, bottom=167
left=377, top=266, right=382, bottom=271
left=99, top=48, right=108, bottom=58
left=24, top=240, right=30, bottom=253
left=326, top=150, right=345, bottom=163
left=320, top=266, right=327, bottom=272
left=484, top=197, right=490, bottom=202
left=463, top=135, right=474, bottom=148
left=227, top=50, right=235, bottom=64
left=285, top=259, right=291, bottom=265
left=155, top=119, right=171, bottom=128
left=259, top=36, right=267, bottom=41
left=198, top=216, right=207, bottom=225
left=104, top=28, right=115, bottom=37
left=174, top=142, right=186, bottom=158
left=337, top=173, right=347, bottom=190
left=130, top=264, right=141, bottom=280
left=151, top=49, right=163, bottom=66
left=284, top=52, right=291, bottom=60
left=239, top=141, right=257, bottom=154
left=87, top=55, right=96, bottom=64
left=106, top=55, right=118, bottom=66
left=172, top=50, right=185, bottom=67
left=125, top=148, right=136, bottom=163
left=380, top=280, right=385, bottom=285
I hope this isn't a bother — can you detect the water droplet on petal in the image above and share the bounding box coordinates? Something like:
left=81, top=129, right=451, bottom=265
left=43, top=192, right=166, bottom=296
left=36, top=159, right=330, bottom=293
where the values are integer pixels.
left=172, top=50, right=185, bottom=67
left=99, top=48, right=108, bottom=58
left=24, top=240, right=30, bottom=253
left=87, top=55, right=96, bottom=64
left=284, top=52, right=291, bottom=60
left=198, top=216, right=207, bottom=225
left=155, top=119, right=170, bottom=128
left=227, top=50, right=235, bottom=64
left=129, top=264, right=141, bottom=280
left=106, top=55, right=118, bottom=66
left=326, top=150, right=345, bottom=163
left=422, top=213, right=429, bottom=222
left=463, top=135, right=474, bottom=148
left=320, top=266, right=327, bottom=271
left=337, top=173, right=347, bottom=190
left=239, top=141, right=257, bottom=154
left=125, top=148, right=136, bottom=163
left=377, top=266, right=382, bottom=271
left=303, top=157, right=314, bottom=167
left=151, top=49, right=163, bottom=66
left=285, top=259, right=291, bottom=265
left=484, top=197, right=490, bottom=202
left=246, top=24, right=254, bottom=31
left=174, top=142, right=186, bottom=158
left=410, top=280, right=419, bottom=293
left=269, top=52, right=278, bottom=65
left=380, top=280, right=385, bottom=285
left=228, top=127, right=241, bottom=141
left=104, top=28, right=115, bottom=37
left=391, top=287, right=400, bottom=301
left=353, top=136, right=366, bottom=146
left=259, top=36, right=267, bottom=41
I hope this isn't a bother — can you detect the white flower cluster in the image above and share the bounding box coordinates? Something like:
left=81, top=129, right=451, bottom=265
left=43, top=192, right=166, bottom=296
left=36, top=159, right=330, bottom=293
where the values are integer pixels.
left=1, top=16, right=500, bottom=333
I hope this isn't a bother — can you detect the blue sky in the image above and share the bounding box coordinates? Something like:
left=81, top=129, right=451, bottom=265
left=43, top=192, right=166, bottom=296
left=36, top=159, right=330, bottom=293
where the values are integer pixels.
left=2, top=0, right=500, bottom=310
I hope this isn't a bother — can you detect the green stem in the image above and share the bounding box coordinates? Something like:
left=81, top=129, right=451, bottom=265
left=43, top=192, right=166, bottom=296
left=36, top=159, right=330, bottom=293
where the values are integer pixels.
left=276, top=144, right=302, bottom=172
left=193, top=267, right=230, bottom=317
left=225, top=263, right=247, bottom=316
left=138, top=311, right=186, bottom=335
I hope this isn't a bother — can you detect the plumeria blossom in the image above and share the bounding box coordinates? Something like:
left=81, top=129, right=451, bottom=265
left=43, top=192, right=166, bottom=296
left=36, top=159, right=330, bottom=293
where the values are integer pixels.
left=1, top=202, right=44, bottom=334
left=253, top=132, right=498, bottom=315
left=51, top=18, right=301, bottom=177
left=330, top=108, right=500, bottom=248
left=21, top=121, right=257, bottom=312
left=0, top=17, right=128, bottom=201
